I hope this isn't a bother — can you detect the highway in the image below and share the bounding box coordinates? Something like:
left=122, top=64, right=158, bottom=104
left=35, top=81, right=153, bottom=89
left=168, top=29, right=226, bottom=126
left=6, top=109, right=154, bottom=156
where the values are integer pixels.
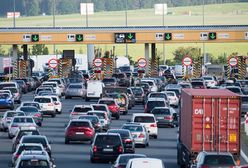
left=0, top=92, right=179, bottom=168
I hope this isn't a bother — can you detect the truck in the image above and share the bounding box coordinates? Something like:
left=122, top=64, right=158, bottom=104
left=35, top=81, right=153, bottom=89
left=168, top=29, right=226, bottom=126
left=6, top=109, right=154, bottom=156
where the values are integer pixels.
left=177, top=89, right=241, bottom=168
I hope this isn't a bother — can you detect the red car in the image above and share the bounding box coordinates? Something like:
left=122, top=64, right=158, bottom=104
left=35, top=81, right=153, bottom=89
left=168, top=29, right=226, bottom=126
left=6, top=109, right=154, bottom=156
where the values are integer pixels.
left=98, top=98, right=120, bottom=120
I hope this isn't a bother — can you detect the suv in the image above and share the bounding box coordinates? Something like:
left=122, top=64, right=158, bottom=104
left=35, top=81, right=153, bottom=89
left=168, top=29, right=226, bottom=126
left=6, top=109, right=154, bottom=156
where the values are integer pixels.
left=70, top=105, right=93, bottom=119
left=90, top=133, right=124, bottom=163
left=145, top=98, right=167, bottom=113
left=33, top=96, right=56, bottom=117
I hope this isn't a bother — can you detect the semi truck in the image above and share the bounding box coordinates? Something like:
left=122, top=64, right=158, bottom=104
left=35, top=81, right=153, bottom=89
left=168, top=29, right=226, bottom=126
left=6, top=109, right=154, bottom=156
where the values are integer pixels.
left=177, top=89, right=241, bottom=167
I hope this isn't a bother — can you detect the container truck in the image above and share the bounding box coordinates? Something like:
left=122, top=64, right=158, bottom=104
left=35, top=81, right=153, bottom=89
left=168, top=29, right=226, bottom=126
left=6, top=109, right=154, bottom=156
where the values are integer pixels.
left=177, top=89, right=241, bottom=168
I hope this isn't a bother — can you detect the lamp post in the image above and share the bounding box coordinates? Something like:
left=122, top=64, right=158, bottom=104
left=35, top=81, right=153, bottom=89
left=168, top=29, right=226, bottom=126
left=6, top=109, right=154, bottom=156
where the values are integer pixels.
left=202, top=0, right=206, bottom=66
left=125, top=0, right=128, bottom=57
left=13, top=0, right=16, bottom=27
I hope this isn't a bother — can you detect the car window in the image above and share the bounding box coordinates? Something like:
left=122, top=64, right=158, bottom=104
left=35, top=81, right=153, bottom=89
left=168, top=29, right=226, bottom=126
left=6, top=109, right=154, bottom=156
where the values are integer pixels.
left=152, top=108, right=170, bottom=115
left=147, top=101, right=165, bottom=109
left=166, top=92, right=175, bottom=96
left=13, top=118, right=34, bottom=123
left=69, top=85, right=82, bottom=89
left=134, top=116, right=155, bottom=123
left=122, top=125, right=143, bottom=132
left=19, top=160, right=49, bottom=168
left=7, top=112, right=24, bottom=117
left=102, top=78, right=115, bottom=83
left=34, top=98, right=51, bottom=103
left=78, top=116, right=99, bottom=123
left=22, top=138, right=47, bottom=146
left=131, top=88, right=143, bottom=94
left=108, top=130, right=129, bottom=138
left=69, top=121, right=90, bottom=127
left=73, top=107, right=91, bottom=113
left=17, top=146, right=43, bottom=154
left=92, top=106, right=106, bottom=111
left=88, top=112, right=105, bottom=119
left=0, top=94, right=9, bottom=99
left=149, top=93, right=167, bottom=99
left=242, top=97, right=248, bottom=103
left=17, top=130, right=40, bottom=139
left=20, top=107, right=39, bottom=113
left=203, top=155, right=235, bottom=165
left=95, top=135, right=121, bottom=145
left=98, top=100, right=115, bottom=105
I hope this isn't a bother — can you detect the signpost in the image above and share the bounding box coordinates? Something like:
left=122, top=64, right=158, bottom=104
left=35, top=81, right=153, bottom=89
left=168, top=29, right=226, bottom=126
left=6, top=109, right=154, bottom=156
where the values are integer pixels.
left=93, top=58, right=102, bottom=67
left=164, top=33, right=172, bottom=41
left=209, top=32, right=217, bottom=40
left=48, top=58, right=58, bottom=69
left=138, top=58, right=147, bottom=68
left=228, top=57, right=238, bottom=67
left=182, top=56, right=192, bottom=66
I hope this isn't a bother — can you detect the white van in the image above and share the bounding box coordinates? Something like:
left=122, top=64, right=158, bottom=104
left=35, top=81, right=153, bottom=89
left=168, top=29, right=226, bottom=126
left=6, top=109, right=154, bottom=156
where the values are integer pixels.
left=126, top=158, right=165, bottom=168
left=86, top=80, right=104, bottom=101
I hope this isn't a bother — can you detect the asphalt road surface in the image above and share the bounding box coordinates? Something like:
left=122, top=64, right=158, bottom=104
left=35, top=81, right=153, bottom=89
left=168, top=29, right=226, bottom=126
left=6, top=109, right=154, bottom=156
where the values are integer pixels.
left=0, top=92, right=247, bottom=168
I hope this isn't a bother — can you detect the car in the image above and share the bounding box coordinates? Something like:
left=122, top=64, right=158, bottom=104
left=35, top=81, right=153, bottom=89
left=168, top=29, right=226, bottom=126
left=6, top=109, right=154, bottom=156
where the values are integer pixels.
left=33, top=96, right=56, bottom=117
left=90, top=133, right=124, bottom=163
left=14, top=80, right=28, bottom=94
left=46, top=95, right=62, bottom=114
left=91, top=104, right=112, bottom=119
left=104, top=93, right=129, bottom=115
left=78, top=115, right=102, bottom=132
left=19, top=101, right=41, bottom=111
left=14, top=150, right=56, bottom=168
left=48, top=78, right=66, bottom=96
left=127, top=88, right=136, bottom=108
left=137, top=83, right=151, bottom=96
left=107, top=129, right=135, bottom=153
left=65, top=83, right=86, bottom=99
left=70, top=105, right=93, bottom=119
left=86, top=80, right=104, bottom=101
left=111, top=154, right=147, bottom=168
left=42, top=81, right=62, bottom=97
left=121, top=123, right=149, bottom=148
left=130, top=87, right=145, bottom=104
left=87, top=111, right=111, bottom=131
left=98, top=98, right=120, bottom=119
left=165, top=90, right=180, bottom=107
left=0, top=93, right=14, bottom=110
left=191, top=151, right=237, bottom=168
left=16, top=106, right=43, bottom=126
left=18, top=135, right=52, bottom=156
left=146, top=92, right=169, bottom=105
left=202, top=76, right=217, bottom=88
left=65, top=119, right=95, bottom=144
left=151, top=107, right=178, bottom=128
left=165, top=88, right=182, bottom=99
left=226, top=86, right=243, bottom=95
left=131, top=113, right=158, bottom=139
left=34, top=87, right=54, bottom=97
left=8, top=116, right=37, bottom=139
left=191, top=81, right=206, bottom=89
left=0, top=111, right=25, bottom=132
left=12, top=143, right=45, bottom=166
left=144, top=97, right=167, bottom=113
left=126, top=158, right=165, bottom=168
left=102, top=77, right=117, bottom=87
left=12, top=127, right=40, bottom=153
left=0, top=81, right=20, bottom=90
left=179, top=82, right=192, bottom=89
left=140, top=79, right=158, bottom=92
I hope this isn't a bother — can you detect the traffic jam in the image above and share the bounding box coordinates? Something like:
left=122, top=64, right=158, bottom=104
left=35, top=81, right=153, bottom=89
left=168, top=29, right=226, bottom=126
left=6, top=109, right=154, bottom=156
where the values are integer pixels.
left=0, top=56, right=248, bottom=168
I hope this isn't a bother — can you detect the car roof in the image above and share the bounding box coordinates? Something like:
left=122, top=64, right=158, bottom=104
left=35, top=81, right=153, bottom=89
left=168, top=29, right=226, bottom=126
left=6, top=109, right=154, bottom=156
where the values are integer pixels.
left=200, top=151, right=233, bottom=156
left=70, top=119, right=91, bottom=123
left=21, top=135, right=47, bottom=139
left=73, top=105, right=91, bottom=108
left=147, top=97, right=165, bottom=101
left=132, top=113, right=155, bottom=117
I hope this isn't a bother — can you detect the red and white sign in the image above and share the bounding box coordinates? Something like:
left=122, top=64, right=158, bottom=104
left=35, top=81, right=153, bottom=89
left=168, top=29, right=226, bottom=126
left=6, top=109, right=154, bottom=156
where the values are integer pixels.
left=138, top=58, right=147, bottom=68
left=7, top=12, right=20, bottom=18
left=93, top=58, right=102, bottom=67
left=48, top=58, right=58, bottom=69
left=182, top=56, right=192, bottom=66
left=228, top=57, right=238, bottom=67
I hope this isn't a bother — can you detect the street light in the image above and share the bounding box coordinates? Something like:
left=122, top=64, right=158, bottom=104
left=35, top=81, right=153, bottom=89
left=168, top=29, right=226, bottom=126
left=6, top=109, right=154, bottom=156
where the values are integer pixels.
left=202, top=0, right=206, bottom=65
left=125, top=0, right=128, bottom=57
left=13, top=0, right=16, bottom=27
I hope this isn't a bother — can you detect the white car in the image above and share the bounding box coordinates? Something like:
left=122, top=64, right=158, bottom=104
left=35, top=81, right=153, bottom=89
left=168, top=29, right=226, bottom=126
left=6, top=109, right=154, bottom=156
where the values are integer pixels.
left=126, top=158, right=165, bottom=168
left=90, top=104, right=111, bottom=119
left=165, top=91, right=179, bottom=107
left=8, top=116, right=37, bottom=139
left=141, top=79, right=158, bottom=92
left=86, top=80, right=105, bottom=101
left=0, top=111, right=25, bottom=132
left=42, top=81, right=61, bottom=97
left=33, top=96, right=56, bottom=117
left=48, top=78, right=66, bottom=96
left=202, top=76, right=217, bottom=88
left=131, top=113, right=158, bottom=139
left=45, top=95, right=62, bottom=114
left=70, top=105, right=93, bottom=119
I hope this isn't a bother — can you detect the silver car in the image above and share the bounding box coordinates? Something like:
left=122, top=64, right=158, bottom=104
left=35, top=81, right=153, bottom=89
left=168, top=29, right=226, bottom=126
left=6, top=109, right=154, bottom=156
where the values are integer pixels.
left=87, top=111, right=111, bottom=131
left=3, top=87, right=22, bottom=104
left=65, top=83, right=86, bottom=99
left=0, top=111, right=25, bottom=132
left=121, top=123, right=149, bottom=148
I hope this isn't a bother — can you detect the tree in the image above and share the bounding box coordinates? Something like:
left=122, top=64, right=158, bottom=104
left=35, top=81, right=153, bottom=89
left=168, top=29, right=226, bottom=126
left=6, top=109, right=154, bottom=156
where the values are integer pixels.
left=0, top=45, right=5, bottom=56
left=173, top=46, right=201, bottom=64
left=32, top=44, right=49, bottom=55
left=26, top=0, right=40, bottom=16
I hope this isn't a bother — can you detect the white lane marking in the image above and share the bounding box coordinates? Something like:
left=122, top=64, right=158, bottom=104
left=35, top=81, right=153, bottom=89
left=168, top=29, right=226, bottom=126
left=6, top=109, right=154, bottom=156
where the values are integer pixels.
left=241, top=150, right=248, bottom=163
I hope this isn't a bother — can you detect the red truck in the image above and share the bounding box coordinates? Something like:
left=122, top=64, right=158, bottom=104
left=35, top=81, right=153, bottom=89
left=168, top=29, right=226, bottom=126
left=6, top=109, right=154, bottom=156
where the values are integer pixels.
left=177, top=89, right=241, bottom=167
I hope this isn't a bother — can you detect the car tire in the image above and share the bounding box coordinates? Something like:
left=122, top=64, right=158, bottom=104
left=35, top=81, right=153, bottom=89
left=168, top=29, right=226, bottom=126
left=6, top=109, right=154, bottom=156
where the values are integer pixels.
left=142, top=144, right=146, bottom=148
left=8, top=133, right=13, bottom=139
left=10, top=106, right=14, bottom=110
left=37, top=122, right=42, bottom=127
left=65, top=138, right=69, bottom=144
left=65, top=96, right=68, bottom=99
left=90, top=157, right=96, bottom=163
left=115, top=115, right=120, bottom=120
left=51, top=113, right=56, bottom=118
left=85, top=97, right=89, bottom=102
left=18, top=100, right=21, bottom=104
left=153, top=135, right=158, bottom=139
left=123, top=111, right=128, bottom=115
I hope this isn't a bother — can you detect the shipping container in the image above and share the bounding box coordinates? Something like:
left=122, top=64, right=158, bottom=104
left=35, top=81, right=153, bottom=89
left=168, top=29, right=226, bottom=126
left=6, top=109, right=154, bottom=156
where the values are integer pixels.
left=177, top=89, right=241, bottom=168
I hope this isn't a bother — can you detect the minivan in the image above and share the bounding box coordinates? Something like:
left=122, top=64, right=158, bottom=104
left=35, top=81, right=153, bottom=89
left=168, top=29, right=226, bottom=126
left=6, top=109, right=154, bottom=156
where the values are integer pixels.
left=86, top=80, right=105, bottom=101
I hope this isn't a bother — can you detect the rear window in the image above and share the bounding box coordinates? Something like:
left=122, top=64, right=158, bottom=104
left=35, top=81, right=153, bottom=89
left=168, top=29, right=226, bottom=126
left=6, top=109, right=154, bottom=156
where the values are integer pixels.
left=17, top=130, right=40, bottom=139
left=69, top=121, right=90, bottom=127
left=19, top=160, right=49, bottom=168
left=95, top=135, right=121, bottom=145
left=34, top=98, right=51, bottom=103
left=102, top=78, right=115, bottom=83
left=20, top=107, right=39, bottom=113
left=227, top=88, right=242, bottom=94
left=203, top=77, right=213, bottom=80
left=122, top=125, right=143, bottom=132
left=99, top=100, right=115, bottom=105
left=7, top=112, right=24, bottom=117
left=152, top=108, right=170, bottom=115
left=92, top=106, right=106, bottom=111
left=134, top=116, right=155, bottom=123
left=166, top=89, right=180, bottom=97
left=78, top=116, right=99, bottom=123
left=69, top=85, right=82, bottom=89
left=13, top=118, right=33, bottom=123
left=166, top=92, right=175, bottom=96
left=203, top=155, right=235, bottom=165
left=23, top=103, right=40, bottom=109
left=191, top=82, right=204, bottom=87
left=88, top=112, right=105, bottom=119
left=22, top=137, right=47, bottom=146
left=0, top=84, right=15, bottom=89
left=132, top=88, right=143, bottom=94
left=0, top=94, right=10, bottom=99
left=147, top=101, right=165, bottom=109
left=17, top=146, right=43, bottom=154
left=73, top=107, right=91, bottom=113
left=150, top=93, right=167, bottom=99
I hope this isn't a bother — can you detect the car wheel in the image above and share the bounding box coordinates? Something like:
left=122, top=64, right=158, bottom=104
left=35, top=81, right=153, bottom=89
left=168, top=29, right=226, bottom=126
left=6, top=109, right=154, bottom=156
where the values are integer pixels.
left=65, top=96, right=68, bottom=99
left=51, top=113, right=56, bottom=118
left=85, top=97, right=89, bottom=102
left=142, top=144, right=146, bottom=148
left=146, top=142, right=149, bottom=147
left=65, top=138, right=69, bottom=144
left=153, top=135, right=157, bottom=139
left=18, top=100, right=21, bottom=104
left=115, top=115, right=120, bottom=120
left=90, top=157, right=96, bottom=163
left=10, top=105, right=14, bottom=110
left=8, top=133, right=13, bottom=139
left=37, top=122, right=42, bottom=127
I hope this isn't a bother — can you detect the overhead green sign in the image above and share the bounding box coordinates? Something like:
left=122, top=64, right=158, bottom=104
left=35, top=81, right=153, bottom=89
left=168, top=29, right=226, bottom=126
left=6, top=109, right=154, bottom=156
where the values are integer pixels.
left=31, top=34, right=39, bottom=42
left=164, top=33, right=172, bottom=40
left=76, top=34, right=83, bottom=42
left=209, top=32, right=217, bottom=40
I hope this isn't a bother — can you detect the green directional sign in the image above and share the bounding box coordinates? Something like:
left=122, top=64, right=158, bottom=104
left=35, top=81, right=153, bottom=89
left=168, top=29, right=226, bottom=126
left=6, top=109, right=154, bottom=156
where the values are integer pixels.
left=209, top=32, right=217, bottom=40
left=164, top=33, right=172, bottom=41
left=125, top=33, right=136, bottom=43
left=76, top=34, right=83, bottom=42
left=31, top=34, right=39, bottom=42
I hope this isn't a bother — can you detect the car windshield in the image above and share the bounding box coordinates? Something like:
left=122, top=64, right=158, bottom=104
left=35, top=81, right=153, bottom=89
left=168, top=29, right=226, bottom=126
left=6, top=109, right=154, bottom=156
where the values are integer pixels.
left=95, top=135, right=121, bottom=145
left=147, top=101, right=165, bottom=109
left=34, top=98, right=51, bottom=103
left=19, top=160, right=49, bottom=168
left=203, top=155, right=235, bottom=165
left=134, top=116, right=155, bottom=123
left=70, top=121, right=90, bottom=127
left=152, top=108, right=170, bottom=115
left=20, top=107, right=39, bottom=113
left=69, top=85, right=82, bottom=89
left=22, top=138, right=47, bottom=146
left=73, top=107, right=91, bottom=113
left=122, top=125, right=143, bottom=132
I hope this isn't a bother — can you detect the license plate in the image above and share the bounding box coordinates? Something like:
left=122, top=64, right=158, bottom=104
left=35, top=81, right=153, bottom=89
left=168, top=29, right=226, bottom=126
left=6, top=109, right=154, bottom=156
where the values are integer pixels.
left=103, top=148, right=113, bottom=152
left=157, top=117, right=164, bottom=119
left=88, top=93, right=94, bottom=95
left=76, top=132, right=84, bottom=135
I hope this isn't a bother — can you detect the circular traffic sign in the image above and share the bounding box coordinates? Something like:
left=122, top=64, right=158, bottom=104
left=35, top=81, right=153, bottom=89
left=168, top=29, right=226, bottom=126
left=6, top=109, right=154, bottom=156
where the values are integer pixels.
left=93, top=58, right=102, bottom=67
left=48, top=58, right=58, bottom=69
left=228, top=57, right=238, bottom=67
left=137, top=58, right=147, bottom=68
left=182, top=56, right=192, bottom=66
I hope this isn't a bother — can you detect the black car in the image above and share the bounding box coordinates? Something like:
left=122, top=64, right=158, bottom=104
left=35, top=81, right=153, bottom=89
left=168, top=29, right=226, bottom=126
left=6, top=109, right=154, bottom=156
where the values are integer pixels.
left=90, top=133, right=124, bottom=163
left=107, top=129, right=135, bottom=153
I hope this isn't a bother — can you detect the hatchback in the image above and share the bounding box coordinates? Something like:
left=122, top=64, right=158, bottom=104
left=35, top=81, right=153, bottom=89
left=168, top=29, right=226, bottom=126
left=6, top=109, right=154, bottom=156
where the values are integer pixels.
left=145, top=97, right=167, bottom=113
left=90, top=133, right=124, bottom=163
left=33, top=96, right=56, bottom=117
left=0, top=93, right=14, bottom=110
left=87, top=111, right=111, bottom=131
left=78, top=115, right=102, bottom=132
left=70, top=105, right=93, bottom=119
left=16, top=106, right=43, bottom=126
left=111, top=154, right=147, bottom=168
left=3, top=87, right=22, bottom=104
left=0, top=111, right=25, bottom=132
left=65, top=83, right=86, bottom=99
left=98, top=98, right=120, bottom=119
left=165, top=91, right=179, bottom=107
left=130, top=87, right=145, bottom=104
left=65, top=119, right=95, bottom=144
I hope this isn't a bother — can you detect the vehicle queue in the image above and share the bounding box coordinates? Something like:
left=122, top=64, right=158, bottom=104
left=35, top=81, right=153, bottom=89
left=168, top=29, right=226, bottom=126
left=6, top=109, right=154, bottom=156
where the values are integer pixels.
left=0, top=66, right=248, bottom=168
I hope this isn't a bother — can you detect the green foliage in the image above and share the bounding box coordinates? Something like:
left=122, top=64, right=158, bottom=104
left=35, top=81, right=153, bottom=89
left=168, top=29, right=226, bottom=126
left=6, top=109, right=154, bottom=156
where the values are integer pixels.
left=173, top=46, right=201, bottom=64
left=128, top=55, right=135, bottom=65
left=0, top=45, right=5, bottom=56
left=32, top=44, right=49, bottom=55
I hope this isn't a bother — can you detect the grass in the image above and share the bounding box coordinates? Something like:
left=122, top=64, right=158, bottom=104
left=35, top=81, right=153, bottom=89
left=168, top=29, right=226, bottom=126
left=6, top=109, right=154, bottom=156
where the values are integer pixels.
left=0, top=3, right=248, bottom=61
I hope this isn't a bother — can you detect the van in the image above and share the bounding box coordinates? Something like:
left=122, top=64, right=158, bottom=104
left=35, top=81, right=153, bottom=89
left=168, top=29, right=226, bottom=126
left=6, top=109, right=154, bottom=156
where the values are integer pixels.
left=86, top=80, right=104, bottom=101
left=126, top=158, right=165, bottom=168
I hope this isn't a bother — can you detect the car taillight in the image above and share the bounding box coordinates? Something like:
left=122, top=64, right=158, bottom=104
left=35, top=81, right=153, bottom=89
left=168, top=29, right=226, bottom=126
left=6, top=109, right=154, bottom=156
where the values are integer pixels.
left=150, top=123, right=157, bottom=127
left=165, top=116, right=173, bottom=120
left=15, top=154, right=20, bottom=158
left=11, top=124, right=18, bottom=127
left=118, top=146, right=123, bottom=153
left=124, top=139, right=132, bottom=143
left=93, top=145, right=97, bottom=152
left=34, top=113, right=41, bottom=117
left=138, top=133, right=145, bottom=138
left=71, top=112, right=78, bottom=115
left=109, top=105, right=118, bottom=112
left=48, top=103, right=53, bottom=106
left=85, top=128, right=94, bottom=135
